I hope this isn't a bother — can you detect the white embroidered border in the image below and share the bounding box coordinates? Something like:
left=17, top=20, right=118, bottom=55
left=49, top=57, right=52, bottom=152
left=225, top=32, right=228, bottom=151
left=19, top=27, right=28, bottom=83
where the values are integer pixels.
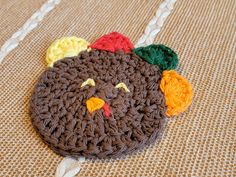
left=55, top=157, right=85, bottom=177
left=0, top=0, right=61, bottom=63
left=135, top=0, right=177, bottom=47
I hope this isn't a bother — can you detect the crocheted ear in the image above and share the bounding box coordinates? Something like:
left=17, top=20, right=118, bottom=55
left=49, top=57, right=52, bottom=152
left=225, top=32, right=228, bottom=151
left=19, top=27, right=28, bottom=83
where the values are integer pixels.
left=46, top=37, right=90, bottom=67
left=133, top=44, right=178, bottom=71
left=89, top=32, right=134, bottom=53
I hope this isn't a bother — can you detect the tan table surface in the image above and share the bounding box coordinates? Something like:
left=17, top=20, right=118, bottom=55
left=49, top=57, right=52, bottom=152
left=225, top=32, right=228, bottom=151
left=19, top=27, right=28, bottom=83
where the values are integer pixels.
left=0, top=0, right=235, bottom=176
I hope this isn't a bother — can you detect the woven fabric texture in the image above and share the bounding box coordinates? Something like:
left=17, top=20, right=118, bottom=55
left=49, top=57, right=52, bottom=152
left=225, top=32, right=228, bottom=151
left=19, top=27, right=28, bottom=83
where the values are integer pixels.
left=0, top=0, right=235, bottom=176
left=0, top=0, right=46, bottom=46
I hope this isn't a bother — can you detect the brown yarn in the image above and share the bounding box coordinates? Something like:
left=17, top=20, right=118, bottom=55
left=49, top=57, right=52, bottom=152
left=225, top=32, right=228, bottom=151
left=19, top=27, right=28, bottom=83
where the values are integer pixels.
left=30, top=49, right=166, bottom=158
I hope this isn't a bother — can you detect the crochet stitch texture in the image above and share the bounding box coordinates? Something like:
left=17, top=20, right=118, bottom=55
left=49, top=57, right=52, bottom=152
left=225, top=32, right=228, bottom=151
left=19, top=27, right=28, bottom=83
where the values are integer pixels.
left=133, top=44, right=178, bottom=71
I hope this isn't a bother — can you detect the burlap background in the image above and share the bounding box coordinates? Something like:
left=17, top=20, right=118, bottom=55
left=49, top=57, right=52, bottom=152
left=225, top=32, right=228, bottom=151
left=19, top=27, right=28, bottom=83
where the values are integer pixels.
left=0, top=0, right=46, bottom=46
left=0, top=0, right=235, bottom=176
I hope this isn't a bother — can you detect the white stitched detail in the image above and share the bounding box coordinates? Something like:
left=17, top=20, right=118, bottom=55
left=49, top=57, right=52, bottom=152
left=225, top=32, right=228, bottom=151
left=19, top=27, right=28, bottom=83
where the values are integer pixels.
left=0, top=0, right=61, bottom=63
left=135, top=0, right=177, bottom=47
left=55, top=157, right=85, bottom=177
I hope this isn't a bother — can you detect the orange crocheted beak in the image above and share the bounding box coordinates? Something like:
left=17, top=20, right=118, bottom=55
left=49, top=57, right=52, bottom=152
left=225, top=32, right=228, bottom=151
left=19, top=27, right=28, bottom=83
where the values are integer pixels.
left=86, top=97, right=111, bottom=117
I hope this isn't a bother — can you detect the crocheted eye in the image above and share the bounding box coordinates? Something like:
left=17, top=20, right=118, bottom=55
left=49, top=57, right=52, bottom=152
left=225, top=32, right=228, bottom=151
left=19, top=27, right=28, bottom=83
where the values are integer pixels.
left=115, top=82, right=130, bottom=92
left=81, top=78, right=95, bottom=88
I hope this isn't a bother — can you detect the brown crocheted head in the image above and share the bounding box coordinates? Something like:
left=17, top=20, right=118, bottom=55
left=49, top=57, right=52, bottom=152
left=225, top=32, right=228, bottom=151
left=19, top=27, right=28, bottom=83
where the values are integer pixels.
left=30, top=32, right=193, bottom=158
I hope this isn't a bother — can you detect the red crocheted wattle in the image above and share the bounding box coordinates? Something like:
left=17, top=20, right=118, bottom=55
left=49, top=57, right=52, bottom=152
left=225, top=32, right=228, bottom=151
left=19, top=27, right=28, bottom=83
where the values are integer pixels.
left=102, top=103, right=111, bottom=118
left=89, top=32, right=134, bottom=53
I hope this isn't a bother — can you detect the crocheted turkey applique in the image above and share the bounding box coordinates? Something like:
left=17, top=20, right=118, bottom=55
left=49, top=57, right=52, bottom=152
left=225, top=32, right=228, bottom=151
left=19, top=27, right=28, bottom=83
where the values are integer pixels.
left=30, top=32, right=193, bottom=158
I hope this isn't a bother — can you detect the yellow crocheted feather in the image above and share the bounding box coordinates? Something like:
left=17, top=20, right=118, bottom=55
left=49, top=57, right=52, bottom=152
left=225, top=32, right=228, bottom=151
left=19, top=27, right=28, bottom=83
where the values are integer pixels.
left=46, top=37, right=89, bottom=67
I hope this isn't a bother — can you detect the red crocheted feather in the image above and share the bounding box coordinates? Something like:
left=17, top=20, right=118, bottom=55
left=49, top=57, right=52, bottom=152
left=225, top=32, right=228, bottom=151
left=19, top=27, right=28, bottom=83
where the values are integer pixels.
left=90, top=32, right=134, bottom=53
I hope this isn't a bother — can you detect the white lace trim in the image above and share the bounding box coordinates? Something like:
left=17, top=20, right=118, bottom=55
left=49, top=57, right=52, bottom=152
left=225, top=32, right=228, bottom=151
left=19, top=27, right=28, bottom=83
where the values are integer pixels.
left=135, top=0, right=177, bottom=47
left=55, top=157, right=85, bottom=177
left=0, top=0, right=61, bottom=63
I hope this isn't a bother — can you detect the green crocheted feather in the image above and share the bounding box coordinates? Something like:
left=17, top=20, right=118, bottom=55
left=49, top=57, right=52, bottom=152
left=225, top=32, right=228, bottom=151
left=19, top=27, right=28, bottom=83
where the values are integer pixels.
left=133, top=44, right=178, bottom=71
